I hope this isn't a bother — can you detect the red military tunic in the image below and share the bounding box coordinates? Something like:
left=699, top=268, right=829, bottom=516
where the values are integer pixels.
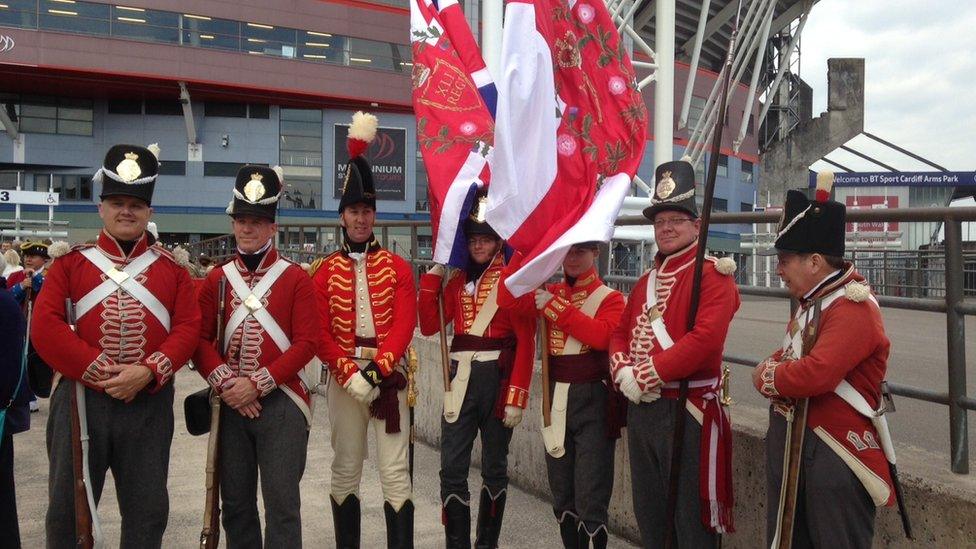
left=419, top=254, right=536, bottom=409
left=608, top=241, right=739, bottom=532
left=193, top=247, right=320, bottom=422
left=312, top=245, right=416, bottom=385
left=31, top=230, right=200, bottom=391
left=754, top=264, right=894, bottom=506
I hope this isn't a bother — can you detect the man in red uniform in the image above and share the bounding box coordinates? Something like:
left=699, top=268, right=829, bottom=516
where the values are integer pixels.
left=753, top=173, right=896, bottom=547
left=418, top=194, right=536, bottom=549
left=32, top=143, right=200, bottom=548
left=312, top=111, right=417, bottom=548
left=609, top=159, right=739, bottom=546
left=193, top=165, right=319, bottom=546
left=499, top=242, right=625, bottom=548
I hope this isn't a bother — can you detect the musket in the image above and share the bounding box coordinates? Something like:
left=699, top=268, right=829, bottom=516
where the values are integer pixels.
left=200, top=276, right=226, bottom=549
left=879, top=382, right=913, bottom=540
left=437, top=268, right=451, bottom=393
left=663, top=2, right=744, bottom=547
left=772, top=300, right=822, bottom=549
left=66, top=298, right=101, bottom=548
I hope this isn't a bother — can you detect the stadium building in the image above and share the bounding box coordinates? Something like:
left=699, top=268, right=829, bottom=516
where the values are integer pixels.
left=0, top=0, right=816, bottom=257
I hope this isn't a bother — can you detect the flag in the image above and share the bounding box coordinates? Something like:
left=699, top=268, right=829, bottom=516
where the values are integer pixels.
left=487, top=0, right=648, bottom=296
left=410, top=0, right=497, bottom=268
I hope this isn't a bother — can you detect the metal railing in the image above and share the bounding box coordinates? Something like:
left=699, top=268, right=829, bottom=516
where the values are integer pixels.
left=186, top=206, right=976, bottom=473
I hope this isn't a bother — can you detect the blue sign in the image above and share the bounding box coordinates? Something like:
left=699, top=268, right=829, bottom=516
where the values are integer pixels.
left=808, top=171, right=976, bottom=187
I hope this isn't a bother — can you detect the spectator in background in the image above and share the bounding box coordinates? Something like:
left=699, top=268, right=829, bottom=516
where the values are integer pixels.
left=2, top=250, right=24, bottom=289
left=0, top=286, right=29, bottom=545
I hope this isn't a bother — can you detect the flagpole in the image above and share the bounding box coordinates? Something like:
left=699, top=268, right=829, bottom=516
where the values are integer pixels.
left=663, top=1, right=743, bottom=546
left=481, top=0, right=503, bottom=76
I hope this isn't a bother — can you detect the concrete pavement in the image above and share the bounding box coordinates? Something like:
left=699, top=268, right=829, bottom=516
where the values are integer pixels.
left=11, top=373, right=637, bottom=548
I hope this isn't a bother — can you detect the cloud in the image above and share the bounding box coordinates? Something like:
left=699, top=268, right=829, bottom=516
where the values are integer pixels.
left=800, top=0, right=976, bottom=170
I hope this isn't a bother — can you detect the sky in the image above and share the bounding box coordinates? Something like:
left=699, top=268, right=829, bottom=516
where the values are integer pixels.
left=800, top=0, right=976, bottom=172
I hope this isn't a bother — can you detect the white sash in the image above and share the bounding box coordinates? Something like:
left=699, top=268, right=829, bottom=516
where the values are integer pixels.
left=76, top=247, right=170, bottom=331
left=222, top=259, right=317, bottom=426
left=222, top=260, right=291, bottom=354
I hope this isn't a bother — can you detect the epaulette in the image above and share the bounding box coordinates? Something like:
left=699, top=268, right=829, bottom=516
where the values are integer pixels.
left=58, top=242, right=94, bottom=260
left=706, top=255, right=737, bottom=276
left=151, top=244, right=177, bottom=263
left=308, top=255, right=331, bottom=277
left=844, top=281, right=871, bottom=302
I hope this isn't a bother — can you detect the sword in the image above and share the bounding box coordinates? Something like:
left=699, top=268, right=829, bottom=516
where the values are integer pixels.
left=407, top=346, right=419, bottom=482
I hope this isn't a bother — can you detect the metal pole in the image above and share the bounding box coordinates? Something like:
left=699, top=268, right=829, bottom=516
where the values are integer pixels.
left=48, top=173, right=55, bottom=237
left=481, top=0, right=503, bottom=77
left=654, top=0, right=675, bottom=167
left=944, top=220, right=969, bottom=474
left=15, top=172, right=21, bottom=237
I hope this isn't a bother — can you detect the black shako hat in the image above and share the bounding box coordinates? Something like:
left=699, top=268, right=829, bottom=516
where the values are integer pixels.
left=338, top=111, right=379, bottom=212
left=96, top=143, right=161, bottom=205
left=642, top=157, right=699, bottom=220
left=226, top=165, right=284, bottom=221
left=774, top=171, right=846, bottom=257
left=463, top=192, right=500, bottom=239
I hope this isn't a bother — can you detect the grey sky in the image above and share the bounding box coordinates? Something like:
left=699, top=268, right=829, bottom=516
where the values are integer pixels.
left=801, top=0, right=976, bottom=172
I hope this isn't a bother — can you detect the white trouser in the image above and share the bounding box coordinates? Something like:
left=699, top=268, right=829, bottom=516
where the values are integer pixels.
left=327, top=376, right=412, bottom=510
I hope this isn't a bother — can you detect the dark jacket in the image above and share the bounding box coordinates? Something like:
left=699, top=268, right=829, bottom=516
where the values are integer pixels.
left=1, top=289, right=29, bottom=435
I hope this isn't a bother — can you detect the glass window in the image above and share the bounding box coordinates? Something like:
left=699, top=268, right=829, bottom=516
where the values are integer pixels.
left=713, top=198, right=728, bottom=212
left=111, top=6, right=179, bottom=44
left=17, top=97, right=92, bottom=136
left=740, top=159, right=753, bottom=182
left=158, top=161, right=186, bottom=176
left=348, top=37, right=395, bottom=71
left=297, top=30, right=343, bottom=64
left=181, top=14, right=240, bottom=51
left=145, top=100, right=183, bottom=115
left=279, top=108, right=322, bottom=209
left=248, top=103, right=270, bottom=119
left=57, top=119, right=93, bottom=136
left=717, top=154, right=728, bottom=178
left=0, top=0, right=38, bottom=29
left=242, top=22, right=296, bottom=58
left=204, top=102, right=247, bottom=118
left=108, top=99, right=143, bottom=114
left=39, top=0, right=110, bottom=36
left=39, top=174, right=93, bottom=201
left=740, top=202, right=752, bottom=213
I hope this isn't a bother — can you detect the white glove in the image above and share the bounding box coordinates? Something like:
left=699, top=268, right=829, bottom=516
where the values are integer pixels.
left=502, top=405, right=524, bottom=428
left=534, top=289, right=554, bottom=311
left=640, top=386, right=662, bottom=403
left=616, top=367, right=643, bottom=404
left=428, top=263, right=446, bottom=277
left=343, top=371, right=380, bottom=404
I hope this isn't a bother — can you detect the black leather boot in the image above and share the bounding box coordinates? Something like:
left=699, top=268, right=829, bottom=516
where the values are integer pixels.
left=331, top=494, right=361, bottom=549
left=578, top=522, right=608, bottom=549
left=443, top=496, right=472, bottom=549
left=384, top=500, right=414, bottom=549
left=556, top=511, right=579, bottom=549
left=473, top=487, right=506, bottom=549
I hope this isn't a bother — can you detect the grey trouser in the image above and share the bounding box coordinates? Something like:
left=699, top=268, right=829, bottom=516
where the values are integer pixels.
left=46, top=380, right=174, bottom=549
left=766, top=410, right=876, bottom=549
left=545, top=381, right=615, bottom=532
left=440, top=359, right=513, bottom=502
left=627, top=398, right=716, bottom=549
left=220, top=389, right=309, bottom=549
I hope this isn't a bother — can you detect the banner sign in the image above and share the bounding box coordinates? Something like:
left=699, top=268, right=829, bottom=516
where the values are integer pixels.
left=333, top=125, right=407, bottom=201
left=809, top=171, right=976, bottom=188
left=845, top=195, right=899, bottom=232
left=0, top=189, right=59, bottom=206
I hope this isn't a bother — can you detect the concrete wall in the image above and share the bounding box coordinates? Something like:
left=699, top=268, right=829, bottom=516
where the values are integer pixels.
left=410, top=333, right=976, bottom=547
